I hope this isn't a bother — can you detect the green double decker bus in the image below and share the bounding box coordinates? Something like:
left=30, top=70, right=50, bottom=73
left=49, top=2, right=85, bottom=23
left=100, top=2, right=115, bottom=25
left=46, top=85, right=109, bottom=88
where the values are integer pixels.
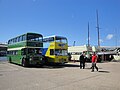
left=7, top=32, right=44, bottom=67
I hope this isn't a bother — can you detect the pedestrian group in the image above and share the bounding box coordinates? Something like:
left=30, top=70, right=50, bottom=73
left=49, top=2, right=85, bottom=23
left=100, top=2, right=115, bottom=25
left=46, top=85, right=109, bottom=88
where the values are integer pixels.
left=79, top=52, right=99, bottom=72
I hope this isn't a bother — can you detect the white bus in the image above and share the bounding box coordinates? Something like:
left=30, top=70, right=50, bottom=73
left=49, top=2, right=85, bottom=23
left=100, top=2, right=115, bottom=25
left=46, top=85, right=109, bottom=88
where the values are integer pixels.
left=68, top=45, right=92, bottom=61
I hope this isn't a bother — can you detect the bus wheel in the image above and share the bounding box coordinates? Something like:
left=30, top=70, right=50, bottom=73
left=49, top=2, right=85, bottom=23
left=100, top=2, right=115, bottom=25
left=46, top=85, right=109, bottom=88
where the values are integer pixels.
left=9, top=57, right=12, bottom=63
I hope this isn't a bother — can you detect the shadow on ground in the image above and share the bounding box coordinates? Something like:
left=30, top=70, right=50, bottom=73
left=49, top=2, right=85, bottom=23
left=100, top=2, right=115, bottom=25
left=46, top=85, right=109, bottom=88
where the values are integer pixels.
left=0, top=74, right=3, bottom=76
left=98, top=70, right=110, bottom=73
left=25, top=63, right=80, bottom=69
left=85, top=67, right=102, bottom=69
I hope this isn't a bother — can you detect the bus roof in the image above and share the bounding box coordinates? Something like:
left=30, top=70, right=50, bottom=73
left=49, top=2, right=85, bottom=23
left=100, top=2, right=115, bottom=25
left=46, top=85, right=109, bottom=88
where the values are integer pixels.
left=8, top=32, right=43, bottom=41
left=43, top=35, right=67, bottom=39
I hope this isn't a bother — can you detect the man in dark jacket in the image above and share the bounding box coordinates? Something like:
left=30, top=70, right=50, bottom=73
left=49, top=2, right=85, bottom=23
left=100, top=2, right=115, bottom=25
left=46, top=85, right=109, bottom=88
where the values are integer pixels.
left=79, top=52, right=86, bottom=69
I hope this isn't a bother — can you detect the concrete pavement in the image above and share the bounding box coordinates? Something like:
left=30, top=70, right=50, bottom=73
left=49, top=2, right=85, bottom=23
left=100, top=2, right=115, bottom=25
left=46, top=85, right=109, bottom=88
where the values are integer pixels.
left=0, top=61, right=120, bottom=90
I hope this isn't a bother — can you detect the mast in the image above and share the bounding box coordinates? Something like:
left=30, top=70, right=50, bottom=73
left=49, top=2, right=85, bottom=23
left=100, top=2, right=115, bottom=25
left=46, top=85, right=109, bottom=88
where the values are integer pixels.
left=88, top=22, right=90, bottom=47
left=73, top=41, right=75, bottom=46
left=115, top=29, right=118, bottom=50
left=96, top=10, right=100, bottom=49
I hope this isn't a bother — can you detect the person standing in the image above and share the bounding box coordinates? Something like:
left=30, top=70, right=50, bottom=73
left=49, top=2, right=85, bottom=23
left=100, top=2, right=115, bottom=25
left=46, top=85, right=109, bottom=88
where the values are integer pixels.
left=79, top=52, right=86, bottom=69
left=91, top=52, right=98, bottom=72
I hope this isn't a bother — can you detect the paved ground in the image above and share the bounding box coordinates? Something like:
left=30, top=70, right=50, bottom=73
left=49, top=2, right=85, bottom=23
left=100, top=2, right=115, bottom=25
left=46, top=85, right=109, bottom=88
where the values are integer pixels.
left=0, top=61, right=120, bottom=90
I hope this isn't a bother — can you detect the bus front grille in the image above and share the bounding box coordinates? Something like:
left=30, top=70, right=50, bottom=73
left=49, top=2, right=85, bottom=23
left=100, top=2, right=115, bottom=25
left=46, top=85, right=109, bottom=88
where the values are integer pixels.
left=33, top=57, right=39, bottom=60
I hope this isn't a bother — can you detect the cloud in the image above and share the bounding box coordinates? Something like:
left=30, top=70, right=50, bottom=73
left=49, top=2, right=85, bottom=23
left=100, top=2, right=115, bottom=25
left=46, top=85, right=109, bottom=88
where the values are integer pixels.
left=99, top=39, right=103, bottom=43
left=118, top=40, right=120, bottom=43
left=106, top=34, right=113, bottom=40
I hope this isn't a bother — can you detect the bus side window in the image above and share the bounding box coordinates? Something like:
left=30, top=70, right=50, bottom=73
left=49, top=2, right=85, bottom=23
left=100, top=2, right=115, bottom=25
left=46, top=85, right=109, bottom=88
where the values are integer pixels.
left=11, top=39, right=13, bottom=44
left=7, top=51, right=10, bottom=55
left=8, top=40, right=10, bottom=44
left=16, top=37, right=19, bottom=42
left=18, top=37, right=20, bottom=42
left=15, top=51, right=18, bottom=55
left=50, top=49, right=54, bottom=55
left=19, top=36, right=23, bottom=41
left=23, top=35, right=26, bottom=41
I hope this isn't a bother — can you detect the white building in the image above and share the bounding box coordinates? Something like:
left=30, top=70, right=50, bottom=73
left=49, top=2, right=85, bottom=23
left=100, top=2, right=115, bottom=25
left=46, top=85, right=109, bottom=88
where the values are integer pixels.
left=68, top=45, right=92, bottom=61
left=0, top=44, right=7, bottom=56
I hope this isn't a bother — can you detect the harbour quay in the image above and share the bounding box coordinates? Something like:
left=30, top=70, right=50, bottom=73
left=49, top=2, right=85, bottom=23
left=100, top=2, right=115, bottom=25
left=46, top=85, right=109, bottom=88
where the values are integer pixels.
left=0, top=61, right=120, bottom=90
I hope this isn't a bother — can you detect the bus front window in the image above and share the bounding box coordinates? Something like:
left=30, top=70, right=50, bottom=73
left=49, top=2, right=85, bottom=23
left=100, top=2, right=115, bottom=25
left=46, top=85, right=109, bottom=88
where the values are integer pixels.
left=27, top=34, right=42, bottom=41
left=28, top=48, right=42, bottom=55
left=55, top=49, right=67, bottom=56
left=55, top=39, right=67, bottom=43
left=21, top=48, right=27, bottom=55
left=35, top=49, right=42, bottom=55
left=28, top=49, right=34, bottom=54
left=55, top=37, right=67, bottom=43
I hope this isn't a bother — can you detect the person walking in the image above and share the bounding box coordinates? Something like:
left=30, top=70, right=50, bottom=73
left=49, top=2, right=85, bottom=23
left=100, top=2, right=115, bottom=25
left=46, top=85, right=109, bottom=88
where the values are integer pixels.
left=79, top=52, right=86, bottom=69
left=91, top=52, right=98, bottom=72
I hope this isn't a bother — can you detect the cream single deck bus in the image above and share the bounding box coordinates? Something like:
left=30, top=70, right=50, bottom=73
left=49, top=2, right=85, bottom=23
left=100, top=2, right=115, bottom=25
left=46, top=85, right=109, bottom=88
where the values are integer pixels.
left=68, top=45, right=92, bottom=62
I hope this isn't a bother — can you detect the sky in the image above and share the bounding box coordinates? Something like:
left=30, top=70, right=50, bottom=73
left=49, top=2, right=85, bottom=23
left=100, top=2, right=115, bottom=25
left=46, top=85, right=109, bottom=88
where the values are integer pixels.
left=0, top=0, right=120, bottom=46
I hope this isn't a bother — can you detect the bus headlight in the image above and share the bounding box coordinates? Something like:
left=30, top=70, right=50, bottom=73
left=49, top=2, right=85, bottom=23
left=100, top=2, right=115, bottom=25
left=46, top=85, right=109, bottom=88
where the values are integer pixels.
left=29, top=58, right=32, bottom=61
left=40, top=58, right=42, bottom=61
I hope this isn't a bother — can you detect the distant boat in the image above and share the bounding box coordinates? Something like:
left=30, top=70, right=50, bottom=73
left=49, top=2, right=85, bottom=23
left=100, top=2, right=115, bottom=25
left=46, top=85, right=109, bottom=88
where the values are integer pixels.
left=113, top=55, right=120, bottom=60
left=113, top=29, right=120, bottom=61
left=113, top=48, right=120, bottom=61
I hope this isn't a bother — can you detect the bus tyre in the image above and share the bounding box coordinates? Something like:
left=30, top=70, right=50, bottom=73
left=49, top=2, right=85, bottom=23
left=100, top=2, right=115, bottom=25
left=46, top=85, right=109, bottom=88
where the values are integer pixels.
left=41, top=60, right=45, bottom=66
left=9, top=58, right=12, bottom=63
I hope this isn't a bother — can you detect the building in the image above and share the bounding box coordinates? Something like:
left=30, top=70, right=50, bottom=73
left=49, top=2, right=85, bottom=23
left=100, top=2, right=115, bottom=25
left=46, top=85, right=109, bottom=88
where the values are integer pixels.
left=0, top=43, right=7, bottom=56
left=94, top=46, right=120, bottom=61
left=68, top=45, right=92, bottom=61
left=68, top=45, right=120, bottom=62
